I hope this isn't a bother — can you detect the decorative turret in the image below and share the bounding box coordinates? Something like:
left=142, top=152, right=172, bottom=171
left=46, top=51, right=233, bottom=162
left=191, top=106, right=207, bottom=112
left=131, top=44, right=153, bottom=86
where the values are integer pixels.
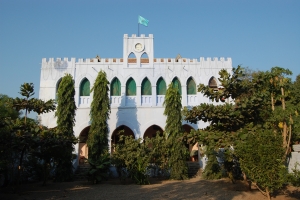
left=123, top=34, right=154, bottom=67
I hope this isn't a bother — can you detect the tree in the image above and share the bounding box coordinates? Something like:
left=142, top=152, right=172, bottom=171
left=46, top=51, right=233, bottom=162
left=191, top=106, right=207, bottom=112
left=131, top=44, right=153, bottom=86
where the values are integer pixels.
left=55, top=74, right=77, bottom=181
left=0, top=94, right=20, bottom=121
left=183, top=66, right=296, bottom=199
left=3, top=83, right=56, bottom=187
left=163, top=83, right=188, bottom=180
left=87, top=70, right=111, bottom=183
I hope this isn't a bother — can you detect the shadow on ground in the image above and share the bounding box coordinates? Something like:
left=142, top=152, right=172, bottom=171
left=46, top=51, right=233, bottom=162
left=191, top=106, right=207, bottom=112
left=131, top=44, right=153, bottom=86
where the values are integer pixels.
left=1, top=178, right=299, bottom=200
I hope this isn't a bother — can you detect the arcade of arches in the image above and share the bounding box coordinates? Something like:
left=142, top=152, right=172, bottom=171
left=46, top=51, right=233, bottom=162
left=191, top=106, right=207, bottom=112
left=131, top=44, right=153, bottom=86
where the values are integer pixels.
left=78, top=124, right=198, bottom=163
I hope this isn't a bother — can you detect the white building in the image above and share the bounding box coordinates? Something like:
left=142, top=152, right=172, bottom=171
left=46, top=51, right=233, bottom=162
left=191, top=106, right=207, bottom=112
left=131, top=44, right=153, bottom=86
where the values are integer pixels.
left=39, top=34, right=232, bottom=162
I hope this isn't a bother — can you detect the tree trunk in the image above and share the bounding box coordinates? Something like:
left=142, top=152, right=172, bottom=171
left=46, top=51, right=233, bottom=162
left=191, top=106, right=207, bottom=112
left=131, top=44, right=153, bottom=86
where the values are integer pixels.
left=271, top=93, right=275, bottom=111
left=281, top=87, right=287, bottom=148
left=266, top=187, right=271, bottom=200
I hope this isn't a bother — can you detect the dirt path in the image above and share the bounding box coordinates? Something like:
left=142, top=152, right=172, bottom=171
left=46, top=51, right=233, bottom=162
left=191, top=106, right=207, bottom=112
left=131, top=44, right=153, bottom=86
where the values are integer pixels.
left=1, top=177, right=299, bottom=200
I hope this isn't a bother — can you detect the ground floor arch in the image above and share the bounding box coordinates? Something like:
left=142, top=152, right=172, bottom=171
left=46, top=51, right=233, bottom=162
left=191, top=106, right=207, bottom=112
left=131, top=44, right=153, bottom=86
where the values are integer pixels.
left=143, top=125, right=164, bottom=139
left=182, top=124, right=199, bottom=162
left=78, top=126, right=90, bottom=164
left=111, top=125, right=135, bottom=152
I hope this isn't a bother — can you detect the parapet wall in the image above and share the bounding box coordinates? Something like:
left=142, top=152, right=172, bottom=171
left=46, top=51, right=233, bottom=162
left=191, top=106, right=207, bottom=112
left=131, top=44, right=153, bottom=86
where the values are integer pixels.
left=123, top=34, right=154, bottom=38
left=41, top=57, right=232, bottom=67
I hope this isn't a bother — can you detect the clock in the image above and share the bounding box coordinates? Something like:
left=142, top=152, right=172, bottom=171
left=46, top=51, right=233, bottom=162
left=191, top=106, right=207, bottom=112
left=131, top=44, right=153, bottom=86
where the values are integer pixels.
left=134, top=43, right=144, bottom=52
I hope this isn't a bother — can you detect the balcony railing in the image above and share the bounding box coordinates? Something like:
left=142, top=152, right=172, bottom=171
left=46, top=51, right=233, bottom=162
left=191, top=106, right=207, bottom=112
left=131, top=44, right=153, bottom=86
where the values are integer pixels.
left=111, top=96, right=121, bottom=106
left=141, top=95, right=152, bottom=106
left=156, top=95, right=165, bottom=106
left=79, top=95, right=200, bottom=107
left=125, top=96, right=137, bottom=106
left=79, top=96, right=90, bottom=107
left=187, top=95, right=198, bottom=106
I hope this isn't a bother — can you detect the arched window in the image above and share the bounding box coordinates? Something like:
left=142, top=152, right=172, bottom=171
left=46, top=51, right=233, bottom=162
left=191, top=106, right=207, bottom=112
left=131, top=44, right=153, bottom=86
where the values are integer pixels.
left=128, top=52, right=136, bottom=63
left=141, top=52, right=148, bottom=58
left=80, top=78, right=90, bottom=96
left=126, top=78, right=136, bottom=96
left=141, top=78, right=152, bottom=95
left=209, top=77, right=218, bottom=88
left=111, top=78, right=121, bottom=96
left=187, top=77, right=196, bottom=94
left=172, top=77, right=182, bottom=95
left=141, top=52, right=149, bottom=63
left=156, top=77, right=166, bottom=95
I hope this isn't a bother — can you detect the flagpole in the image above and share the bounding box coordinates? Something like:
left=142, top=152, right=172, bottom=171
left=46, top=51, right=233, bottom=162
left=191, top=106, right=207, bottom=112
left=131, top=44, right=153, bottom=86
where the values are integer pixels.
left=138, top=23, right=139, bottom=37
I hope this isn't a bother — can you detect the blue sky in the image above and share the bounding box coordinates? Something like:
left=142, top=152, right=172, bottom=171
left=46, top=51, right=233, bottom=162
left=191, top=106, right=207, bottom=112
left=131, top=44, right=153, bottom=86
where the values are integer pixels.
left=1, top=0, right=299, bottom=101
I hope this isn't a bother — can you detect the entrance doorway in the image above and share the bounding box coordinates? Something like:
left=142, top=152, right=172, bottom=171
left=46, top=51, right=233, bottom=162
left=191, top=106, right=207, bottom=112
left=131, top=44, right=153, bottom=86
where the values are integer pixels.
left=79, top=126, right=90, bottom=164
left=182, top=124, right=198, bottom=162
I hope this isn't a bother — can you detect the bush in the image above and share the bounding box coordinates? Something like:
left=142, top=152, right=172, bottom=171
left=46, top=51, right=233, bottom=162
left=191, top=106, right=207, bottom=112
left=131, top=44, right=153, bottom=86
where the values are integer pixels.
left=287, top=163, right=300, bottom=187
left=112, top=136, right=151, bottom=184
left=235, top=128, right=287, bottom=199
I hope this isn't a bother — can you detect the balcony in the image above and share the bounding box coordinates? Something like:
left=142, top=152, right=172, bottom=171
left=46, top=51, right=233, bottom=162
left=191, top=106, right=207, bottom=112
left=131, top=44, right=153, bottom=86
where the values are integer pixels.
left=79, top=96, right=90, bottom=107
left=141, top=95, right=152, bottom=106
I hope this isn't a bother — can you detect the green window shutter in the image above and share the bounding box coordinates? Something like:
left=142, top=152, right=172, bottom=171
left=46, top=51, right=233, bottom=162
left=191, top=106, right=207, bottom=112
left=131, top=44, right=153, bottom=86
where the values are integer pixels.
left=126, top=78, right=136, bottom=96
left=141, top=78, right=152, bottom=95
left=187, top=78, right=196, bottom=94
left=172, top=78, right=182, bottom=95
left=111, top=78, right=121, bottom=96
left=156, top=78, right=166, bottom=95
left=80, top=78, right=90, bottom=96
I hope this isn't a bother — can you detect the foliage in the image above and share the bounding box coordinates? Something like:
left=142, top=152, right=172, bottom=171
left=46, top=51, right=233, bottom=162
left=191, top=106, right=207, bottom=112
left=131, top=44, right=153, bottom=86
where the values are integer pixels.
left=163, top=83, right=188, bottom=180
left=146, top=133, right=170, bottom=176
left=86, top=70, right=111, bottom=183
left=112, top=135, right=151, bottom=184
left=0, top=83, right=78, bottom=187
left=290, top=74, right=300, bottom=142
left=201, top=147, right=222, bottom=180
left=55, top=74, right=77, bottom=181
left=235, top=127, right=287, bottom=199
left=183, top=66, right=298, bottom=199
left=287, top=163, right=300, bottom=187
left=86, top=152, right=111, bottom=183
left=55, top=74, right=77, bottom=137
left=163, top=84, right=183, bottom=138
left=0, top=94, right=21, bottom=120
left=112, top=133, right=170, bottom=184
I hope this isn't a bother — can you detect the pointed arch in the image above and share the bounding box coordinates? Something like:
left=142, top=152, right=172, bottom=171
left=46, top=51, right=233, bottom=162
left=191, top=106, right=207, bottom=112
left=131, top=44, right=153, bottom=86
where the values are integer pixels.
left=141, top=52, right=149, bottom=63
left=143, top=125, right=163, bottom=139
left=111, top=125, right=135, bottom=152
left=128, top=52, right=136, bottom=63
left=126, top=77, right=136, bottom=96
left=182, top=124, right=198, bottom=162
left=141, top=77, right=152, bottom=95
left=172, top=77, right=182, bottom=95
left=80, top=78, right=90, bottom=96
left=209, top=76, right=218, bottom=88
left=110, top=77, right=121, bottom=96
left=156, top=77, right=166, bottom=95
left=187, top=77, right=196, bottom=95
left=78, top=126, right=90, bottom=161
left=128, top=52, right=136, bottom=58
left=141, top=52, right=148, bottom=58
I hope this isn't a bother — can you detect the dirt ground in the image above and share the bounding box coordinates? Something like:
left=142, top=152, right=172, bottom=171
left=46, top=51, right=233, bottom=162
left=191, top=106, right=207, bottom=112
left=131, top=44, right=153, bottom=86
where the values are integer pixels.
left=1, top=177, right=300, bottom=200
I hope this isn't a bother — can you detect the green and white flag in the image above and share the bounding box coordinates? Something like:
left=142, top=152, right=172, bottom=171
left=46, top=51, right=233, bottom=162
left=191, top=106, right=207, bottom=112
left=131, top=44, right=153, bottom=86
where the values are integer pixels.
left=138, top=15, right=149, bottom=27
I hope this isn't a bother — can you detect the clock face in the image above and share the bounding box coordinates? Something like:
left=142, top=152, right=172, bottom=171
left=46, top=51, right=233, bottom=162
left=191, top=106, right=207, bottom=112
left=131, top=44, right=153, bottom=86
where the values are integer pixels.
left=135, top=43, right=144, bottom=52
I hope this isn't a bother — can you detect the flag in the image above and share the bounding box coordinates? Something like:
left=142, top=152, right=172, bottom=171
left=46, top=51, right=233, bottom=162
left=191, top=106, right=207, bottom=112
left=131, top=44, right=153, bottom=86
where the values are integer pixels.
left=138, top=15, right=149, bottom=27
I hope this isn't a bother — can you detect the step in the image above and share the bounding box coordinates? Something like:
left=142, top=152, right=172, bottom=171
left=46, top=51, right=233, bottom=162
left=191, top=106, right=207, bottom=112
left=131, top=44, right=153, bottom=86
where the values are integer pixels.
left=187, top=162, right=201, bottom=178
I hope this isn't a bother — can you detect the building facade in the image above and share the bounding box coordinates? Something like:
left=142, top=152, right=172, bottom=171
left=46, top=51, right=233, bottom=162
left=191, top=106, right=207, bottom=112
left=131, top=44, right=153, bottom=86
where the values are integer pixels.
left=39, top=34, right=232, bottom=161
